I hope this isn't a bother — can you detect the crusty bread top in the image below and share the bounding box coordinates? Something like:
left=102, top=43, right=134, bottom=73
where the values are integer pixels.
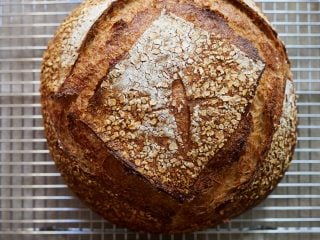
left=83, top=11, right=265, bottom=195
left=41, top=0, right=294, bottom=200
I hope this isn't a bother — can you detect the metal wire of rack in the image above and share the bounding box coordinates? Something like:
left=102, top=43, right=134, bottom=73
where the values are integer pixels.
left=0, top=0, right=319, bottom=239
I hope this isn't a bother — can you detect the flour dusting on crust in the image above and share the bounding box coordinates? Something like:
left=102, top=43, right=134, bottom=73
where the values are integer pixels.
left=86, top=12, right=265, bottom=193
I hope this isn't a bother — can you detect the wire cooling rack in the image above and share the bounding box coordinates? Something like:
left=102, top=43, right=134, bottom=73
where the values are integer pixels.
left=0, top=0, right=319, bottom=239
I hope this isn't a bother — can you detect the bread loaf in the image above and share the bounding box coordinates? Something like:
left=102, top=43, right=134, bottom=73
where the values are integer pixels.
left=40, top=0, right=297, bottom=233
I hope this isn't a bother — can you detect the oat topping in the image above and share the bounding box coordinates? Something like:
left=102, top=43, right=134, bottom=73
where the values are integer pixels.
left=85, top=12, right=265, bottom=193
left=42, top=0, right=115, bottom=92
left=241, top=80, right=297, bottom=200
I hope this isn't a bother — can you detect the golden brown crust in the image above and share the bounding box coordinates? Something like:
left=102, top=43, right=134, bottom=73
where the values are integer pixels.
left=82, top=10, right=265, bottom=197
left=40, top=0, right=297, bottom=233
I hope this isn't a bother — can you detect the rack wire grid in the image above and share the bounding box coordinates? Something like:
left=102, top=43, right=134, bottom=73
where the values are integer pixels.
left=0, top=0, right=319, bottom=239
